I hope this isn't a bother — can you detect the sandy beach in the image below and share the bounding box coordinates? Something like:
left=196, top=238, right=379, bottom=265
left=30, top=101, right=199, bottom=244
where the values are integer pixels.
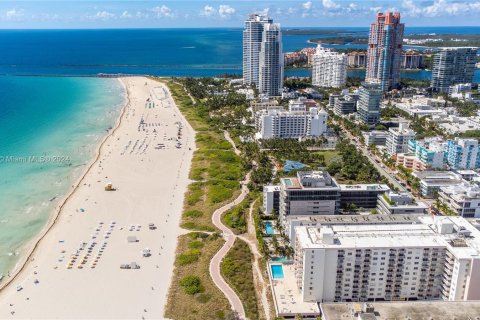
left=0, top=77, right=195, bottom=319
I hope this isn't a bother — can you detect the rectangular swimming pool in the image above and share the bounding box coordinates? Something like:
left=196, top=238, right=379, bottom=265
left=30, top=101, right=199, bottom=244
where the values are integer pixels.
left=265, top=221, right=274, bottom=235
left=271, top=264, right=284, bottom=279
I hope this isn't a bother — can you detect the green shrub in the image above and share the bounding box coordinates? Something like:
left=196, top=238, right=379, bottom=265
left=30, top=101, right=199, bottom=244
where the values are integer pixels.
left=176, top=249, right=201, bottom=266
left=181, top=222, right=216, bottom=232
left=185, top=209, right=203, bottom=218
left=188, top=240, right=205, bottom=249
left=180, top=275, right=204, bottom=295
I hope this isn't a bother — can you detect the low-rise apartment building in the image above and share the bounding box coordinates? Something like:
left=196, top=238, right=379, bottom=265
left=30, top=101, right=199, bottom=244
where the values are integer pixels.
left=412, top=171, right=463, bottom=198
left=363, top=130, right=388, bottom=146
left=377, top=191, right=428, bottom=215
left=339, top=184, right=390, bottom=210
left=438, top=183, right=480, bottom=218
left=385, top=122, right=416, bottom=156
left=279, top=171, right=341, bottom=225
left=446, top=138, right=480, bottom=170
left=396, top=138, right=446, bottom=171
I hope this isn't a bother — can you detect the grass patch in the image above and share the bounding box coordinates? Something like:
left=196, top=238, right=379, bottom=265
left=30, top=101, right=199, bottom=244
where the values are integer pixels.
left=222, top=197, right=250, bottom=235
left=180, top=222, right=215, bottom=232
left=221, top=238, right=259, bottom=320
left=165, top=233, right=230, bottom=320
left=176, top=249, right=201, bottom=266
left=185, top=209, right=203, bottom=218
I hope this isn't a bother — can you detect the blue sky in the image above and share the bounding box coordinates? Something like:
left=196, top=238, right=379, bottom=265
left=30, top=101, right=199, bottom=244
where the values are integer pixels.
left=1, top=0, right=480, bottom=28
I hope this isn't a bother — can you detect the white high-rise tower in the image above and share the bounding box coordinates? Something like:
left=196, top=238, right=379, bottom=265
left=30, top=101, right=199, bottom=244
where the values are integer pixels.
left=311, top=45, right=347, bottom=88
left=243, top=14, right=283, bottom=96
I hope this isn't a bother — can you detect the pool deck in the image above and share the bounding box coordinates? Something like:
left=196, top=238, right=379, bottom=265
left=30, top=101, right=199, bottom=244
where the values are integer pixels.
left=267, top=261, right=320, bottom=318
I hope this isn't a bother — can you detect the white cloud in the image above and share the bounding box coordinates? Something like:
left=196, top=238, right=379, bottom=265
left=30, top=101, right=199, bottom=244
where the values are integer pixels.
left=152, top=5, right=174, bottom=18
left=303, top=1, right=312, bottom=11
left=200, top=4, right=235, bottom=19
left=218, top=5, right=235, bottom=18
left=287, top=7, right=297, bottom=14
left=347, top=3, right=357, bottom=12
left=120, top=11, right=132, bottom=19
left=257, top=8, right=270, bottom=16
left=200, top=5, right=216, bottom=17
left=322, top=0, right=340, bottom=10
left=370, top=6, right=382, bottom=13
left=136, top=11, right=149, bottom=19
left=93, top=11, right=115, bottom=20
left=401, top=0, right=422, bottom=16
left=5, top=8, right=24, bottom=19
left=401, top=0, right=480, bottom=17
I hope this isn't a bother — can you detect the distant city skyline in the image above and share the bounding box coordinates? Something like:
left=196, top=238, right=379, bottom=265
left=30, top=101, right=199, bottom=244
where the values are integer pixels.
left=2, top=0, right=480, bottom=29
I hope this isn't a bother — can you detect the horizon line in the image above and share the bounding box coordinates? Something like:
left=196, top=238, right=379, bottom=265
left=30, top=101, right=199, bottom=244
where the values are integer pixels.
left=1, top=25, right=480, bottom=31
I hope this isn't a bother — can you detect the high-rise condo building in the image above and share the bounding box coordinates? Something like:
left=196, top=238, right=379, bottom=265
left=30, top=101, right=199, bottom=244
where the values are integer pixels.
left=356, top=82, right=382, bottom=126
left=365, top=12, right=404, bottom=92
left=243, top=14, right=283, bottom=96
left=243, top=14, right=272, bottom=87
left=259, top=23, right=283, bottom=96
left=431, top=47, right=477, bottom=93
left=312, top=45, right=347, bottom=88
left=293, top=215, right=480, bottom=303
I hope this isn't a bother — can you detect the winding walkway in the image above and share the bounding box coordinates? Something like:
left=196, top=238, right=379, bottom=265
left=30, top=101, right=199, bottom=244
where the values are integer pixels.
left=238, top=199, right=272, bottom=320
left=209, top=170, right=250, bottom=320
left=209, top=130, right=272, bottom=320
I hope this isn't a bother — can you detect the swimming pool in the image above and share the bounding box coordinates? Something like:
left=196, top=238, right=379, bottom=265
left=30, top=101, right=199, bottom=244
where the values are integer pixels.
left=265, top=221, right=274, bottom=235
left=271, top=264, right=284, bottom=279
left=271, top=256, right=289, bottom=262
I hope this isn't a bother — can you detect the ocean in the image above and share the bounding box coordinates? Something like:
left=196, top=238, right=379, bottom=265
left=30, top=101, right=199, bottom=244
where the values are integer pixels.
left=0, top=28, right=479, bottom=79
left=0, top=76, right=124, bottom=276
left=0, top=27, right=479, bottom=276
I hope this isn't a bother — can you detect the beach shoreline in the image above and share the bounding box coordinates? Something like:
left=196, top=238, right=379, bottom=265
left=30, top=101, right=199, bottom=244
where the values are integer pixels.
left=0, top=76, right=196, bottom=319
left=0, top=78, right=129, bottom=291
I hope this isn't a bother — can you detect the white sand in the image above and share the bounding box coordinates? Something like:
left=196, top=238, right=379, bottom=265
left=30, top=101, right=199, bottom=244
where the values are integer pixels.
left=0, top=77, right=195, bottom=319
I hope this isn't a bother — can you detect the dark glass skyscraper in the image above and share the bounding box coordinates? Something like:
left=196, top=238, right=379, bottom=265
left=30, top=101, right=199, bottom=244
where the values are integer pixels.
left=431, top=47, right=477, bottom=93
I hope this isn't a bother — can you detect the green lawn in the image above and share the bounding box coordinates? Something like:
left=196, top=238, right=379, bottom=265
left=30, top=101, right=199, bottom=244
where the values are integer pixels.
left=221, top=238, right=260, bottom=320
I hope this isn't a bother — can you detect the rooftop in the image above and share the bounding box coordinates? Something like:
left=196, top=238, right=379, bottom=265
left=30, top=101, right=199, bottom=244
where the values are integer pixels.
left=339, top=184, right=390, bottom=192
left=413, top=171, right=462, bottom=186
left=295, top=216, right=480, bottom=259
left=440, top=182, right=480, bottom=200
left=321, top=301, right=480, bottom=320
left=281, top=171, right=339, bottom=190
left=285, top=213, right=423, bottom=225
left=264, top=185, right=281, bottom=192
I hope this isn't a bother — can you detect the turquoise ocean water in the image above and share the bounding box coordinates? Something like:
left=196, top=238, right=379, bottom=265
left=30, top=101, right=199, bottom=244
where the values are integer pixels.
left=0, top=76, right=124, bottom=276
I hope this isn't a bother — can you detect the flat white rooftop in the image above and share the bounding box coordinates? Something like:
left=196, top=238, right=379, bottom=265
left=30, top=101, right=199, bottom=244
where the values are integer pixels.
left=339, top=184, right=389, bottom=191
left=264, top=185, right=281, bottom=192
left=295, top=216, right=480, bottom=259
